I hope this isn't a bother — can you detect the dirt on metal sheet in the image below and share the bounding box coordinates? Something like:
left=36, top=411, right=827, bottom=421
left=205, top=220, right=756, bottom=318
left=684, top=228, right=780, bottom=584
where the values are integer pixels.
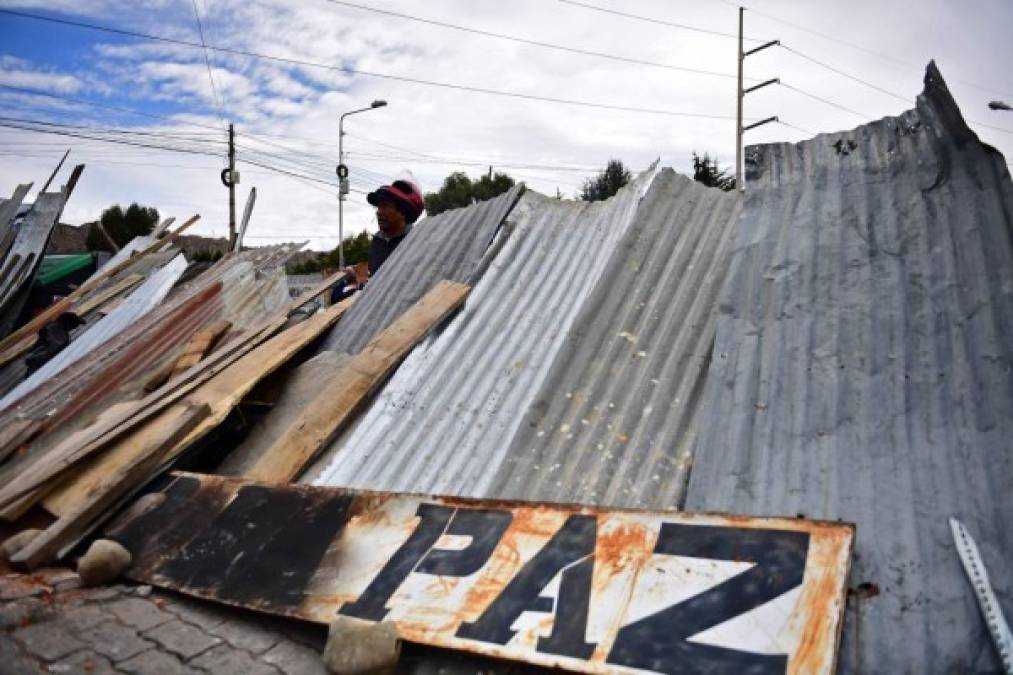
left=106, top=471, right=853, bottom=675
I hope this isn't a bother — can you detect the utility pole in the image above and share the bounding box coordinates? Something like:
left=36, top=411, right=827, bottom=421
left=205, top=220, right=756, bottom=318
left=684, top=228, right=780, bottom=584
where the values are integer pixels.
left=227, top=123, right=236, bottom=247
left=735, top=6, right=743, bottom=193
left=735, top=7, right=779, bottom=193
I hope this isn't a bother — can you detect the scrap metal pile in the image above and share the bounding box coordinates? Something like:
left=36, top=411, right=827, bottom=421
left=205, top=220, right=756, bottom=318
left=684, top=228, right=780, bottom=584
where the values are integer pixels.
left=0, top=63, right=1010, bottom=675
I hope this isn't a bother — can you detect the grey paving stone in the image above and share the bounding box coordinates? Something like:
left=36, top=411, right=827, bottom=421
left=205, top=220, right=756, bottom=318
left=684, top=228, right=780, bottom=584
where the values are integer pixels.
left=12, top=621, right=86, bottom=661
left=208, top=617, right=282, bottom=655
left=0, top=651, right=47, bottom=674
left=188, top=644, right=281, bottom=675
left=74, top=621, right=153, bottom=662
left=77, top=587, right=124, bottom=603
left=142, top=619, right=221, bottom=660
left=54, top=605, right=111, bottom=634
left=0, top=597, right=54, bottom=630
left=261, top=640, right=328, bottom=675
left=104, top=597, right=173, bottom=631
left=48, top=648, right=117, bottom=674
left=118, top=648, right=202, bottom=675
left=161, top=598, right=228, bottom=631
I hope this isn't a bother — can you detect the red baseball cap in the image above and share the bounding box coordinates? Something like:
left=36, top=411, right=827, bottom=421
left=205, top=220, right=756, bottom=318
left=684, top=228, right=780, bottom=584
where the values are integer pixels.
left=367, top=174, right=425, bottom=224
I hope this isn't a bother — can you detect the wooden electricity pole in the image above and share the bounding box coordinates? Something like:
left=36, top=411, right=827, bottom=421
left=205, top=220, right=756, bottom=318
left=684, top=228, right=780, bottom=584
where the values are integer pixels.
left=227, top=123, right=236, bottom=247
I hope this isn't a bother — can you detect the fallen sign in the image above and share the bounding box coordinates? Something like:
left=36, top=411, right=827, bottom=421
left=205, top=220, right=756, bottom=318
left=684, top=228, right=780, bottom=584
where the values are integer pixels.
left=107, top=472, right=854, bottom=675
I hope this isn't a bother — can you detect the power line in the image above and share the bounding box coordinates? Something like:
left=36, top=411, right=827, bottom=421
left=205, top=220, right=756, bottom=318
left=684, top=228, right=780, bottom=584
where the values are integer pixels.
left=190, top=0, right=223, bottom=121
left=778, top=45, right=1013, bottom=136
left=558, top=0, right=766, bottom=42
left=345, top=150, right=599, bottom=173
left=321, top=0, right=749, bottom=81
left=0, top=83, right=224, bottom=134
left=779, top=82, right=869, bottom=120
left=0, top=8, right=746, bottom=121
left=777, top=120, right=814, bottom=135
left=780, top=44, right=909, bottom=104
left=728, top=0, right=1013, bottom=100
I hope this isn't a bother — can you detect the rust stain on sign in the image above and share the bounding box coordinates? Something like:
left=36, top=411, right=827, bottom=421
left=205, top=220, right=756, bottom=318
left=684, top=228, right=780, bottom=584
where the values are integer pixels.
left=106, top=472, right=854, bottom=675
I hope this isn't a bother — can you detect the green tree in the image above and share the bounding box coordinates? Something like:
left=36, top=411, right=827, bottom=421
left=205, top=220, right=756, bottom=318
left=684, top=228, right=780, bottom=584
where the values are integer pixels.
left=580, top=159, right=631, bottom=202
left=86, top=202, right=160, bottom=251
left=691, top=152, right=736, bottom=191
left=424, top=170, right=516, bottom=217
left=288, top=231, right=373, bottom=274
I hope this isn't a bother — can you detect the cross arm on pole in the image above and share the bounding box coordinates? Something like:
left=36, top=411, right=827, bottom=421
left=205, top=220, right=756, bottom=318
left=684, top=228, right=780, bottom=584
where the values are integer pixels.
left=744, top=40, right=779, bottom=57
left=744, top=78, right=779, bottom=94
left=743, top=115, right=778, bottom=131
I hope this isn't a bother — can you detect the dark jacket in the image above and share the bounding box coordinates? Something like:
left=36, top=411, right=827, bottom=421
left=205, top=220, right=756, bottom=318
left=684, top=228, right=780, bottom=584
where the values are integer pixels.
left=367, top=226, right=411, bottom=276
left=330, top=226, right=412, bottom=303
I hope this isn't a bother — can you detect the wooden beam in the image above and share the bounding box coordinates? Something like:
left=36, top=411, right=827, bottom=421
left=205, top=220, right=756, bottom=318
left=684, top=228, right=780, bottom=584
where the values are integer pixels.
left=0, top=296, right=354, bottom=515
left=244, top=280, right=470, bottom=483
left=11, top=403, right=211, bottom=570
left=0, top=215, right=199, bottom=369
left=143, top=319, right=231, bottom=393
left=43, top=298, right=354, bottom=523
left=72, top=273, right=143, bottom=317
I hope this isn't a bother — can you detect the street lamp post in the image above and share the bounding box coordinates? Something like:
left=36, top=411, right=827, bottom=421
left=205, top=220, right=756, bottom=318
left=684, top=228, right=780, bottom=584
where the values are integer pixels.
left=338, top=100, right=387, bottom=270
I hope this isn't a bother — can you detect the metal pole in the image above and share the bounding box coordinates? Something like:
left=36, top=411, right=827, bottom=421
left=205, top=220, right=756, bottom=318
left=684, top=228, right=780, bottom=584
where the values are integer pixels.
left=735, top=6, right=744, bottom=193
left=338, top=116, right=345, bottom=270
left=228, top=123, right=236, bottom=247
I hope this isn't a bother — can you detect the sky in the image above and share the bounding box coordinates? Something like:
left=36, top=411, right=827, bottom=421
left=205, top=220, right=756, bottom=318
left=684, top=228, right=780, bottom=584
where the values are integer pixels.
left=0, top=0, right=1011, bottom=250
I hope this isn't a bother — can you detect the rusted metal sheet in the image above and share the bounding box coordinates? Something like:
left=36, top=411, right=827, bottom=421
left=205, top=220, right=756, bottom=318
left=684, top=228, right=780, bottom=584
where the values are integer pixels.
left=109, top=471, right=853, bottom=675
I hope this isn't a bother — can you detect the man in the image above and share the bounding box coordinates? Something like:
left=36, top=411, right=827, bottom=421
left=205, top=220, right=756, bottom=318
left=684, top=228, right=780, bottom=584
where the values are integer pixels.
left=332, top=175, right=425, bottom=302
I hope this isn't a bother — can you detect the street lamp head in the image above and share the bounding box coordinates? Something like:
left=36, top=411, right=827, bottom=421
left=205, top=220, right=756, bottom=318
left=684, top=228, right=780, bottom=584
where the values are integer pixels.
left=371, top=99, right=388, bottom=108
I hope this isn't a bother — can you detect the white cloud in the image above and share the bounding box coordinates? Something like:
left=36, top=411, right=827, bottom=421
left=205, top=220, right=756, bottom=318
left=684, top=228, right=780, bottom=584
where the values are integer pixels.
left=0, top=56, right=83, bottom=93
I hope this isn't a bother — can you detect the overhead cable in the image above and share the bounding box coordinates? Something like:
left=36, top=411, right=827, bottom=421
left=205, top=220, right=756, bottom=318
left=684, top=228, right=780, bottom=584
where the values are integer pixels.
left=779, top=82, right=870, bottom=120
left=0, top=8, right=746, bottom=120
left=322, top=0, right=748, bottom=80
left=557, top=0, right=767, bottom=42
left=728, top=0, right=1013, bottom=100
left=190, top=0, right=224, bottom=120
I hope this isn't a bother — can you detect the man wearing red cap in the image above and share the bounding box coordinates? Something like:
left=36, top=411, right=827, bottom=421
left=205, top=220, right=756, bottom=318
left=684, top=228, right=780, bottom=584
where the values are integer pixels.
left=332, top=174, right=425, bottom=301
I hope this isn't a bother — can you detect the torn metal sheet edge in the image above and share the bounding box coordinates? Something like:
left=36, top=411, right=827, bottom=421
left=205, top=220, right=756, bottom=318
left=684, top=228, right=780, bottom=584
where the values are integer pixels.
left=950, top=518, right=1013, bottom=674
left=108, top=471, right=854, bottom=675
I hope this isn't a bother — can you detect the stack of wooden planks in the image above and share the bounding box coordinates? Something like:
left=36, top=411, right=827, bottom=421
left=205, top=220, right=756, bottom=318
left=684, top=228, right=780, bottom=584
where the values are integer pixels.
left=0, top=268, right=470, bottom=570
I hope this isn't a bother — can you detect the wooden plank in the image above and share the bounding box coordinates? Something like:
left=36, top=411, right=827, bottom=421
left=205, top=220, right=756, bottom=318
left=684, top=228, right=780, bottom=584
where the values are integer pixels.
left=171, top=319, right=231, bottom=374
left=0, top=273, right=352, bottom=513
left=11, top=403, right=211, bottom=569
left=143, top=319, right=231, bottom=393
left=0, top=402, right=137, bottom=523
left=0, top=214, right=199, bottom=369
left=72, top=273, right=143, bottom=316
left=0, top=418, right=41, bottom=465
left=36, top=298, right=354, bottom=521
left=244, top=280, right=470, bottom=483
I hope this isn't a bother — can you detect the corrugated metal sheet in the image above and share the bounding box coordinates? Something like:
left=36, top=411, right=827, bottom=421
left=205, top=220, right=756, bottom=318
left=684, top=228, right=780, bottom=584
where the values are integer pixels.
left=0, top=187, right=69, bottom=333
left=685, top=63, right=1013, bottom=674
left=0, top=246, right=294, bottom=460
left=0, top=183, right=31, bottom=261
left=309, top=169, right=656, bottom=492
left=0, top=254, right=188, bottom=409
left=322, top=184, right=523, bottom=354
left=488, top=170, right=740, bottom=509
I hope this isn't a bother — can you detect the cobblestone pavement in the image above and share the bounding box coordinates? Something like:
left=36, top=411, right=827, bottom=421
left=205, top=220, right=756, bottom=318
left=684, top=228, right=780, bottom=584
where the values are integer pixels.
left=0, top=568, right=330, bottom=675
